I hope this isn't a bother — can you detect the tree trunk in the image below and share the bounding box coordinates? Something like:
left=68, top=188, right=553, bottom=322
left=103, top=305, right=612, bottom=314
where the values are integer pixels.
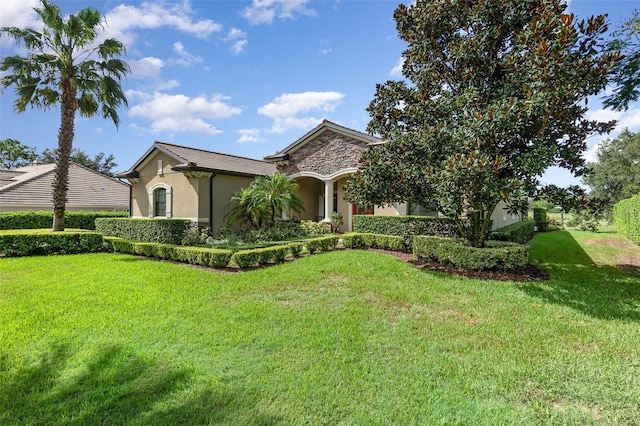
left=52, top=77, right=77, bottom=232
left=466, top=204, right=498, bottom=248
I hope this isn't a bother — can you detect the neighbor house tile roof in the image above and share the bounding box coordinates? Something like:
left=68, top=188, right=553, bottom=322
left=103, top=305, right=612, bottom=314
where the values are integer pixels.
left=0, top=162, right=129, bottom=212
left=118, top=141, right=277, bottom=178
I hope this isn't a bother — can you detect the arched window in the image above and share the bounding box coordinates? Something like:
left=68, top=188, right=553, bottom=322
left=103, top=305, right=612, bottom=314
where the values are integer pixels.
left=148, top=184, right=171, bottom=218
left=154, top=188, right=166, bottom=217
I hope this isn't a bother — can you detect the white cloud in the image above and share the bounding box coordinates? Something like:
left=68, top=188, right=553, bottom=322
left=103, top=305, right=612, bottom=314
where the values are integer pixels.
left=258, top=91, right=344, bottom=133
left=128, top=57, right=180, bottom=90
left=128, top=92, right=241, bottom=136
left=390, top=56, right=404, bottom=77
left=237, top=129, right=264, bottom=143
left=103, top=1, right=222, bottom=47
left=0, top=0, right=40, bottom=29
left=224, top=28, right=248, bottom=55
left=172, top=41, right=203, bottom=66
left=241, top=0, right=316, bottom=25
left=583, top=104, right=640, bottom=162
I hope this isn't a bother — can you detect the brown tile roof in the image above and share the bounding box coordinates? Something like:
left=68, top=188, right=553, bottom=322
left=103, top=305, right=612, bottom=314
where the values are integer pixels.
left=119, top=141, right=276, bottom=178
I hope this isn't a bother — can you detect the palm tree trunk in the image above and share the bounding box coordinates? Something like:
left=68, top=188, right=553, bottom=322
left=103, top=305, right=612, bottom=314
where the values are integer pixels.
left=52, top=77, right=76, bottom=232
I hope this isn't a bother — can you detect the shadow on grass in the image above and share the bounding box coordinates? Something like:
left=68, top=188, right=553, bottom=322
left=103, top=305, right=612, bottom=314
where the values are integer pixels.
left=0, top=343, right=281, bottom=425
left=522, top=231, right=640, bottom=321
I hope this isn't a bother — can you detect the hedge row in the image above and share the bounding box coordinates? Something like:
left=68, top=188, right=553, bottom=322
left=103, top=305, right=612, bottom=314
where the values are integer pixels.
left=103, top=237, right=233, bottom=268
left=613, top=194, right=640, bottom=244
left=0, top=230, right=104, bottom=257
left=353, top=215, right=459, bottom=246
left=413, top=236, right=528, bottom=271
left=95, top=218, right=192, bottom=245
left=304, top=235, right=339, bottom=253
left=0, top=211, right=128, bottom=230
left=341, top=232, right=405, bottom=251
left=104, top=235, right=337, bottom=269
left=231, top=243, right=303, bottom=269
left=491, top=219, right=535, bottom=243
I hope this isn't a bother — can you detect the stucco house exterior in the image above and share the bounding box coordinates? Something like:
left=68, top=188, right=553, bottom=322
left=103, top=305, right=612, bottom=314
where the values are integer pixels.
left=119, top=120, right=521, bottom=232
left=116, top=141, right=277, bottom=230
left=0, top=162, right=129, bottom=212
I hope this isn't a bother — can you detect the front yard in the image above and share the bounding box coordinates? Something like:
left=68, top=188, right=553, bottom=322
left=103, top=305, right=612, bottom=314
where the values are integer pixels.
left=1, top=231, right=639, bottom=424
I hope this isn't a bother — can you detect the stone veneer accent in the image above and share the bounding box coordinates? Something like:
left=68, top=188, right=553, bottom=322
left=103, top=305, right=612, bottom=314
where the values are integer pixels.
left=278, top=130, right=370, bottom=176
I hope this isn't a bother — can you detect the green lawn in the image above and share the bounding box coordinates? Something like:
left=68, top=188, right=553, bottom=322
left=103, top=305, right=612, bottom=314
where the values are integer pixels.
left=1, top=231, right=639, bottom=424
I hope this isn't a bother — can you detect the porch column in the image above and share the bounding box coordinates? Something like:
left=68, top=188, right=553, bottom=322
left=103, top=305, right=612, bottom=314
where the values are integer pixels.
left=347, top=202, right=353, bottom=232
left=323, top=179, right=332, bottom=221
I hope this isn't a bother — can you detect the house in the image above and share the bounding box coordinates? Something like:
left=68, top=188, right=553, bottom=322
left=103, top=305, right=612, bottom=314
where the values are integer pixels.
left=116, top=141, right=277, bottom=230
left=0, top=162, right=129, bottom=212
left=119, top=120, right=521, bottom=231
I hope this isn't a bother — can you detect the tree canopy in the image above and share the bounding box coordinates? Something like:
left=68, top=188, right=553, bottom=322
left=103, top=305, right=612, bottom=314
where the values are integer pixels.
left=603, top=10, right=640, bottom=111
left=38, top=148, right=118, bottom=177
left=1, top=0, right=129, bottom=231
left=346, top=0, right=620, bottom=247
left=582, top=129, right=640, bottom=203
left=0, top=139, right=36, bottom=169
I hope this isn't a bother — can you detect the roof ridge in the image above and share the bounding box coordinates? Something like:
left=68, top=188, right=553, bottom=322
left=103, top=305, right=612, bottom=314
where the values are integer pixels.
left=155, top=141, right=268, bottom=164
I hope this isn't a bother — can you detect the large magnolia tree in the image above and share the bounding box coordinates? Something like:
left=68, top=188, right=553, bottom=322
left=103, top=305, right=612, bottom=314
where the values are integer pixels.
left=346, top=0, right=621, bottom=247
left=1, top=0, right=129, bottom=231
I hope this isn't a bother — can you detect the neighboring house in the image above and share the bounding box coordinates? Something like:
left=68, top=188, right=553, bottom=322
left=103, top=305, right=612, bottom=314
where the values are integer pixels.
left=116, top=142, right=277, bottom=230
left=0, top=162, right=130, bottom=212
left=120, top=120, right=520, bottom=232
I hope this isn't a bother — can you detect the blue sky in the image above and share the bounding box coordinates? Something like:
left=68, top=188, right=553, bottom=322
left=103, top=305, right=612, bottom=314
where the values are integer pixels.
left=1, top=0, right=639, bottom=187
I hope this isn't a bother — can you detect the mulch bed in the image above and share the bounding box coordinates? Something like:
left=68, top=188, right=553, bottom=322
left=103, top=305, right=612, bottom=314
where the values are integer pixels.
left=367, top=248, right=550, bottom=282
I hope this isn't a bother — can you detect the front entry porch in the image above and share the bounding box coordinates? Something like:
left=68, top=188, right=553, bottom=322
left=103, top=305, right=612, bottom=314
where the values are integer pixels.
left=294, top=173, right=354, bottom=232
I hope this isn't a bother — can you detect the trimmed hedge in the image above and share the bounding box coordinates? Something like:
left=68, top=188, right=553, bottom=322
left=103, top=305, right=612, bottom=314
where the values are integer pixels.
left=342, top=232, right=405, bottom=251
left=413, top=236, right=529, bottom=271
left=95, top=218, right=191, bottom=245
left=0, top=230, right=104, bottom=257
left=353, top=215, right=459, bottom=247
left=104, top=237, right=232, bottom=268
left=613, top=194, right=640, bottom=244
left=0, top=211, right=128, bottom=230
left=533, top=207, right=548, bottom=232
left=304, top=235, right=339, bottom=253
left=491, top=219, right=535, bottom=243
left=231, top=244, right=292, bottom=269
left=173, top=247, right=233, bottom=269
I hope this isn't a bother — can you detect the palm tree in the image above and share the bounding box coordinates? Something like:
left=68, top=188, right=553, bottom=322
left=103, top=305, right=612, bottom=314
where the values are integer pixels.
left=252, top=173, right=304, bottom=224
left=224, top=186, right=267, bottom=229
left=1, top=0, right=129, bottom=231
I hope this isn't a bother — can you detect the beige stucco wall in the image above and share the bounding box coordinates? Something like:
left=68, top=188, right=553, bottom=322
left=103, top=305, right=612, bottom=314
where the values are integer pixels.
left=130, top=151, right=200, bottom=220
left=210, top=174, right=254, bottom=230
left=373, top=203, right=401, bottom=216
left=295, top=177, right=323, bottom=221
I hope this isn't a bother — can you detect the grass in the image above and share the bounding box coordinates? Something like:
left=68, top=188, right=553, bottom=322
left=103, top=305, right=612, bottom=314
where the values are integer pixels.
left=1, top=231, right=639, bottom=424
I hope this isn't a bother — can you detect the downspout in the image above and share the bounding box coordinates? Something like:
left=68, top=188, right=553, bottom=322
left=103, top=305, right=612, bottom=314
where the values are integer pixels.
left=209, top=173, right=216, bottom=229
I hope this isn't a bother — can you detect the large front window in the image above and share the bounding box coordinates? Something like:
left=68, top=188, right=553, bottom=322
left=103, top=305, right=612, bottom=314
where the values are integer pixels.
left=154, top=188, right=166, bottom=217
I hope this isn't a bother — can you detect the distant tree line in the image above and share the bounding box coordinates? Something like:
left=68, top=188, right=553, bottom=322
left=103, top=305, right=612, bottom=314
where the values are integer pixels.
left=0, top=138, right=118, bottom=177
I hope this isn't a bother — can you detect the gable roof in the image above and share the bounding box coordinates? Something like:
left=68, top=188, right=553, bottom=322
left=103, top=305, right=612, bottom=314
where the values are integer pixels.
left=117, top=141, right=276, bottom=179
left=264, top=119, right=382, bottom=162
left=0, top=163, right=56, bottom=192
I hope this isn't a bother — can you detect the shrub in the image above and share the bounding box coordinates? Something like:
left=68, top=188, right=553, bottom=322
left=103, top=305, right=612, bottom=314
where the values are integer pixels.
left=288, top=242, right=303, bottom=257
left=231, top=244, right=292, bottom=269
left=491, top=219, right=535, bottom=243
left=0, top=211, right=128, bottom=230
left=300, top=220, right=332, bottom=236
left=533, top=207, right=548, bottom=232
left=0, top=230, right=104, bottom=257
left=413, top=236, right=529, bottom=271
left=173, top=246, right=233, bottom=268
left=353, top=215, right=459, bottom=247
left=304, top=235, right=339, bottom=253
left=95, top=218, right=191, bottom=245
left=342, top=232, right=406, bottom=251
left=614, top=194, right=640, bottom=244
